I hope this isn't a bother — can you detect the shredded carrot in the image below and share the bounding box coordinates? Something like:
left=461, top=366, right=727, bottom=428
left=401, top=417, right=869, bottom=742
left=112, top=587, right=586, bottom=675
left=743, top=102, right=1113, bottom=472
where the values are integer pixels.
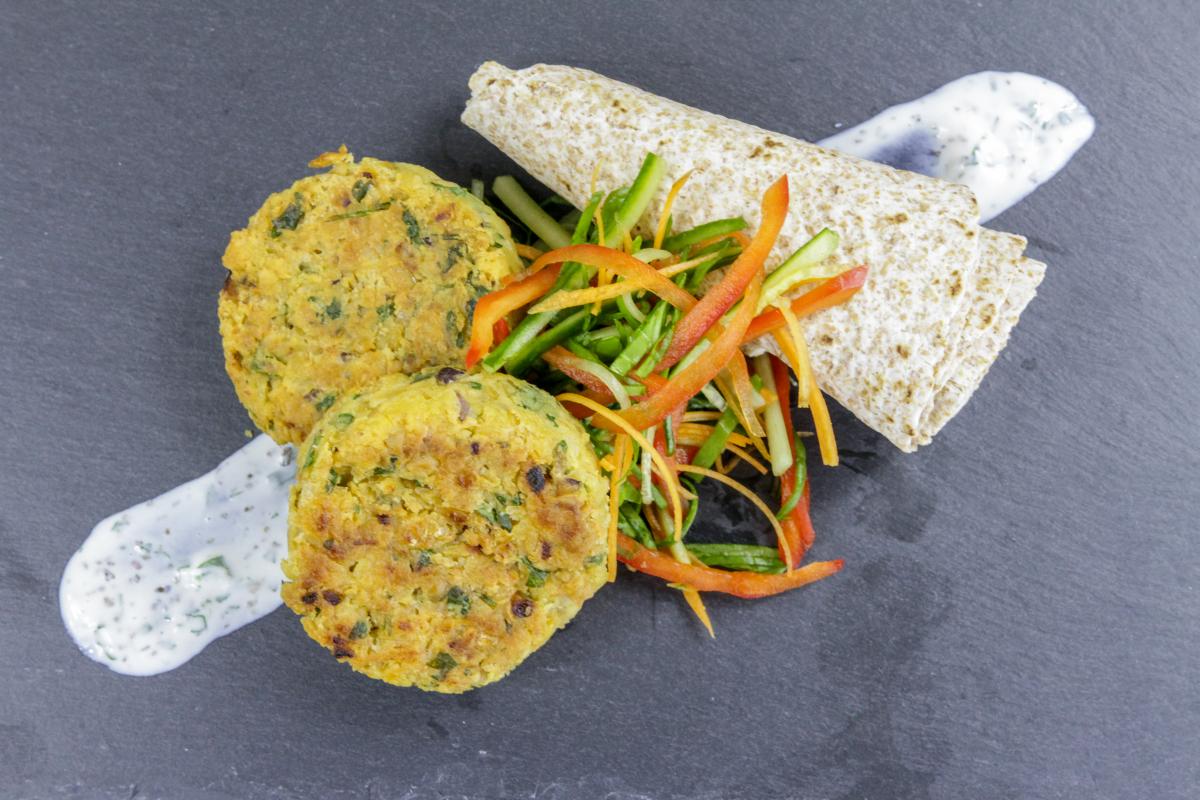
left=657, top=253, right=721, bottom=279
left=676, top=464, right=790, bottom=564
left=682, top=411, right=725, bottom=423
left=514, top=243, right=544, bottom=262
left=714, top=375, right=769, bottom=460
left=606, top=436, right=628, bottom=582
left=770, top=330, right=804, bottom=404
left=782, top=317, right=837, bottom=466
left=593, top=200, right=609, bottom=314
left=598, top=454, right=617, bottom=472
left=724, top=443, right=768, bottom=474
left=557, top=393, right=683, bottom=538
left=681, top=586, right=715, bottom=638
left=622, top=226, right=636, bottom=255
left=810, top=384, right=838, bottom=467
left=727, top=353, right=765, bottom=438
left=778, top=302, right=811, bottom=402
left=692, top=230, right=752, bottom=251
left=715, top=453, right=729, bottom=474
left=654, top=170, right=694, bottom=250
left=528, top=277, right=650, bottom=314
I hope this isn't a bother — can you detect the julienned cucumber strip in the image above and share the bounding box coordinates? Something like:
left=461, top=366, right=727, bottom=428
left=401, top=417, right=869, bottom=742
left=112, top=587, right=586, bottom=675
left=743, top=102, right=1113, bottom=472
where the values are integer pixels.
left=661, top=217, right=747, bottom=252
left=758, top=228, right=840, bottom=312
left=492, top=176, right=572, bottom=249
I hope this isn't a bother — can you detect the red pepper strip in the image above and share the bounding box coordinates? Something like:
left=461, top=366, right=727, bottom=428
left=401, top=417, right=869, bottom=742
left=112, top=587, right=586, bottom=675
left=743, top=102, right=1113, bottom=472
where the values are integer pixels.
left=601, top=273, right=762, bottom=434
left=491, top=318, right=510, bottom=346
left=617, top=534, right=842, bottom=598
left=464, top=264, right=563, bottom=367
left=741, top=265, right=868, bottom=344
left=541, top=346, right=617, bottom=404
left=525, top=244, right=697, bottom=312
left=771, top=355, right=817, bottom=563
left=656, top=176, right=789, bottom=371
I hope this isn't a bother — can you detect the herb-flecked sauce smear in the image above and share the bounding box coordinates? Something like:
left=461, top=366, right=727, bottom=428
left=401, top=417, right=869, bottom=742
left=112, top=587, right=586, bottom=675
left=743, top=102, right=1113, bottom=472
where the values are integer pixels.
left=59, top=436, right=294, bottom=675
left=818, top=71, right=1094, bottom=222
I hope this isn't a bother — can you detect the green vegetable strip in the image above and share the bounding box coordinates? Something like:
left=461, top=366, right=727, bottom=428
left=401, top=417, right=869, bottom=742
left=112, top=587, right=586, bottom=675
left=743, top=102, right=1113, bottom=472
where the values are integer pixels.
left=616, top=292, right=646, bottom=324
left=606, top=153, right=665, bottom=246
left=506, top=309, right=590, bottom=375
left=664, top=414, right=676, bottom=455
left=753, top=355, right=794, bottom=476
left=573, top=192, right=603, bottom=244
left=686, top=544, right=786, bottom=574
left=692, top=408, right=739, bottom=470
left=492, top=176, right=571, bottom=249
left=470, top=179, right=485, bottom=200
left=611, top=301, right=668, bottom=375
left=775, top=434, right=808, bottom=520
left=661, top=216, right=747, bottom=252
left=758, top=228, right=840, bottom=312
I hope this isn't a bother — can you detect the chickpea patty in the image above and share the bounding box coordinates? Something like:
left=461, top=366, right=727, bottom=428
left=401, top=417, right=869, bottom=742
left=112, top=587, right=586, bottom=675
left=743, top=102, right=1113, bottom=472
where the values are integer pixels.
left=218, top=149, right=521, bottom=445
left=281, top=369, right=610, bottom=692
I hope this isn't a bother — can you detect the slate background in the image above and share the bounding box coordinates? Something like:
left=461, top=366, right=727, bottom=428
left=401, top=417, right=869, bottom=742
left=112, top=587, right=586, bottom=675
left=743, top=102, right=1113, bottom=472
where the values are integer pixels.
left=1, top=1, right=1197, bottom=798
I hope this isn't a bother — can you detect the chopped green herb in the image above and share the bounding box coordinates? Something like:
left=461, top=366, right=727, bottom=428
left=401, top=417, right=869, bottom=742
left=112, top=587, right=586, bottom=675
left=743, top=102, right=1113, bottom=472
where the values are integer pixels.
left=329, top=201, right=392, bottom=220
left=376, top=300, right=395, bottom=322
left=521, top=556, right=549, bottom=588
left=445, top=586, right=471, bottom=616
left=326, top=467, right=351, bottom=493
left=332, top=412, right=355, bottom=429
left=196, top=555, right=231, bottom=577
left=413, top=550, right=433, bottom=570
left=315, top=393, right=337, bottom=413
left=403, top=209, right=422, bottom=244
left=431, top=181, right=471, bottom=198
left=585, top=554, right=607, bottom=566
left=443, top=241, right=467, bottom=273
left=349, top=620, right=369, bottom=639
left=478, top=592, right=497, bottom=608
left=428, top=651, right=457, bottom=680
left=476, top=503, right=513, bottom=531
left=351, top=179, right=372, bottom=202
left=270, top=193, right=305, bottom=237
left=186, top=612, right=208, bottom=634
left=302, top=433, right=322, bottom=470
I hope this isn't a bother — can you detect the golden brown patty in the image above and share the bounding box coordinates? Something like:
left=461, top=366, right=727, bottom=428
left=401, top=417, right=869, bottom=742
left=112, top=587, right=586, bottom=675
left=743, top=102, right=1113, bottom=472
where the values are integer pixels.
left=218, top=150, right=521, bottom=445
left=281, top=369, right=610, bottom=692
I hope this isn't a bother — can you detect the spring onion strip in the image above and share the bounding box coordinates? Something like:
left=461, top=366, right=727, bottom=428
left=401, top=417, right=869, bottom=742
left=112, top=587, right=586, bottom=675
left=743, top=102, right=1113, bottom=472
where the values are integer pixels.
left=470, top=178, right=485, bottom=200
left=571, top=356, right=631, bottom=409
left=758, top=228, right=840, bottom=313
left=675, top=465, right=788, bottom=564
left=752, top=355, right=794, bottom=476
left=617, top=292, right=646, bottom=323
left=661, top=217, right=747, bottom=253
left=492, top=176, right=572, bottom=250
left=775, top=436, right=808, bottom=520
left=558, top=393, right=684, bottom=543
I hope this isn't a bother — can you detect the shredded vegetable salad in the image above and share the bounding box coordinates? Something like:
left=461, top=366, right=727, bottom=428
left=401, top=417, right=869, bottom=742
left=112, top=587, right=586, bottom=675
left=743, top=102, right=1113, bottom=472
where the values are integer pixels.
left=467, top=154, right=867, bottom=633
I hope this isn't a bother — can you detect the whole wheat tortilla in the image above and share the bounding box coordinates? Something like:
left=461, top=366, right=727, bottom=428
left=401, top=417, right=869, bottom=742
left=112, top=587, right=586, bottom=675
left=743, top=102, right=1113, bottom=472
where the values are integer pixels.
left=462, top=62, right=1043, bottom=451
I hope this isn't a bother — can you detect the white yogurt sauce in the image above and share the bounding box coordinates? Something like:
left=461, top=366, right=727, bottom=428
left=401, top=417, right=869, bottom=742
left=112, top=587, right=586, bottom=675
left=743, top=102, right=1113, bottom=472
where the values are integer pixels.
left=59, top=435, right=294, bottom=675
left=60, top=71, right=1095, bottom=676
left=818, top=71, right=1094, bottom=221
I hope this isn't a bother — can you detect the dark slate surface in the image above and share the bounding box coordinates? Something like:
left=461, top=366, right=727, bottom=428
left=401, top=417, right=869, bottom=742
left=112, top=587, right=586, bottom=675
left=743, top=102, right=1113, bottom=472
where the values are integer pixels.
left=1, top=2, right=1197, bottom=798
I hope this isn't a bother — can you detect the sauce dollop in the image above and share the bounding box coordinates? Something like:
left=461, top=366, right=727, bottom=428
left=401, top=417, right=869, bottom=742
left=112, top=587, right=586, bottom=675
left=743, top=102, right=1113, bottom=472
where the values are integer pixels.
left=818, top=71, right=1094, bottom=221
left=59, top=436, right=293, bottom=675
